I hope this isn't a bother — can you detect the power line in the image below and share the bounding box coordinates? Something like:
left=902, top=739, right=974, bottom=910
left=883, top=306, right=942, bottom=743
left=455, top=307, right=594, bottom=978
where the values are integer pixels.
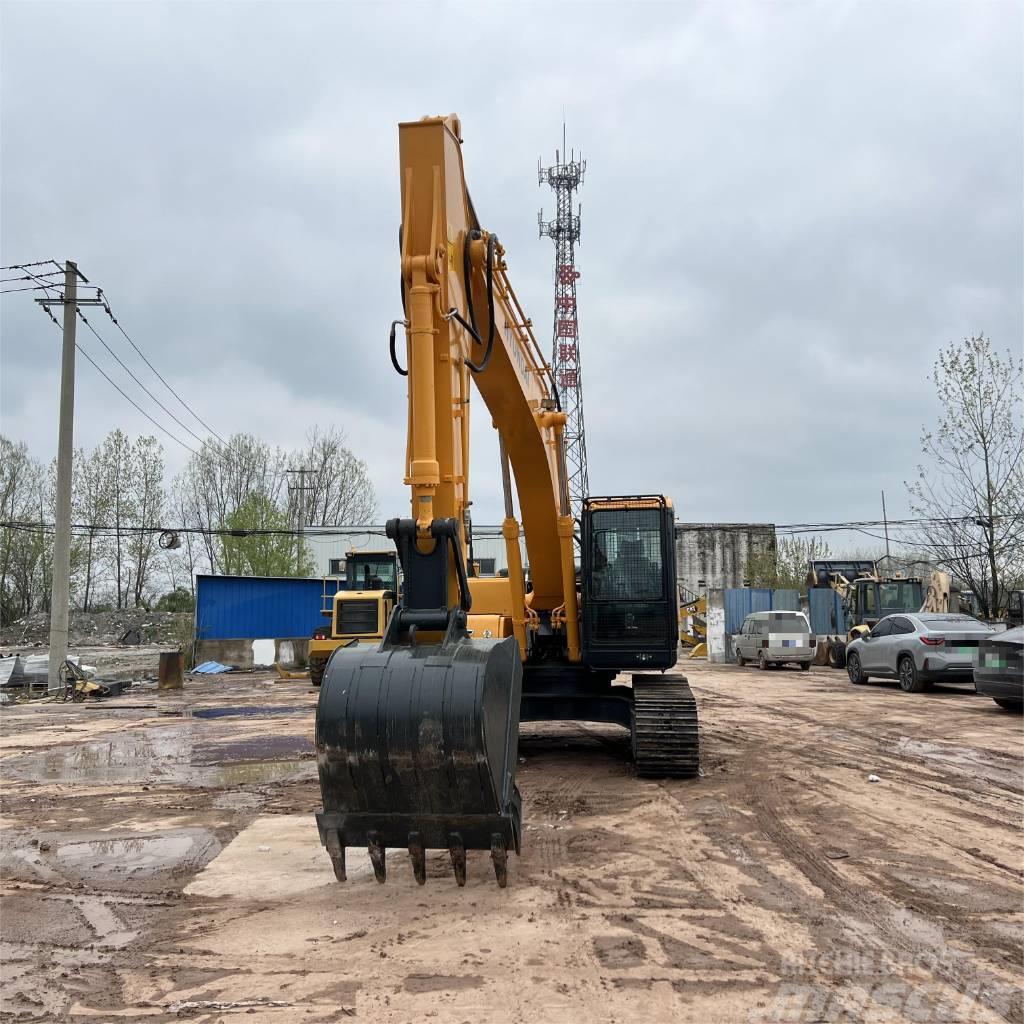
left=11, top=258, right=238, bottom=464
left=35, top=309, right=200, bottom=455
left=76, top=309, right=214, bottom=452
left=100, top=299, right=232, bottom=450
left=73, top=342, right=200, bottom=456
left=0, top=282, right=66, bottom=295
left=1, top=259, right=63, bottom=271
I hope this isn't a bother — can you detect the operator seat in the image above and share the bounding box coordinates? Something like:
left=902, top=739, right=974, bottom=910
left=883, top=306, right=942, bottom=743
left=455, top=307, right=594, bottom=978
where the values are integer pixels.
left=606, top=538, right=660, bottom=599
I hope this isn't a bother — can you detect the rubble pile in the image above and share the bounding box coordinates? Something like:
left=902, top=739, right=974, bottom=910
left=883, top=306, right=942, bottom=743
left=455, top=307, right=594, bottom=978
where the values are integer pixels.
left=0, top=609, right=192, bottom=649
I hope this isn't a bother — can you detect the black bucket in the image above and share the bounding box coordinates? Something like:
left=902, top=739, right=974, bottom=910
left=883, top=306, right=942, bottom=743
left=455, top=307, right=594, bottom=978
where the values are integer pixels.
left=315, top=634, right=522, bottom=886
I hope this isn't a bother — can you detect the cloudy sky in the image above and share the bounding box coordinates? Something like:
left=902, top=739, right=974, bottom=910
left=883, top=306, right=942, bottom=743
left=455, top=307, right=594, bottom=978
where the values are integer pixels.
left=2, top=1, right=1021, bottom=543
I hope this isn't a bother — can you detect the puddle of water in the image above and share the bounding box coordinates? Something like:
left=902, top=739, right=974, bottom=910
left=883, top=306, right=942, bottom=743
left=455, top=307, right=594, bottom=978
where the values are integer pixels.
left=192, top=706, right=310, bottom=719
left=4, top=725, right=313, bottom=787
left=193, top=734, right=314, bottom=763
left=58, top=834, right=198, bottom=872
left=209, top=759, right=312, bottom=785
left=6, top=727, right=193, bottom=784
left=6, top=827, right=221, bottom=883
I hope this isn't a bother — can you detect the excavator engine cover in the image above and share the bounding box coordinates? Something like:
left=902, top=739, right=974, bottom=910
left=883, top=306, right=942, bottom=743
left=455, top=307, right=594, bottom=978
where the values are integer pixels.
left=315, top=633, right=523, bottom=887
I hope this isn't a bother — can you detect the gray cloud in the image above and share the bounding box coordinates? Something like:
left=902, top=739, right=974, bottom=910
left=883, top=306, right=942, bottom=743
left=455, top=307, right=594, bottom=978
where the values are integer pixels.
left=2, top=1, right=1020, bottom=541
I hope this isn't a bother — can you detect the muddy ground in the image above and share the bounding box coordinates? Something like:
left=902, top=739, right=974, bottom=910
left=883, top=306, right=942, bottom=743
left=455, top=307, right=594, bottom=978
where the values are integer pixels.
left=1, top=661, right=1020, bottom=1023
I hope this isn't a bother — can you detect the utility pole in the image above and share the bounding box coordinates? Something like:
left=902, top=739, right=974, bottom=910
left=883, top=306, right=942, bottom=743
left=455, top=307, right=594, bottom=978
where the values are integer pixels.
left=36, top=263, right=102, bottom=693
left=286, top=468, right=312, bottom=575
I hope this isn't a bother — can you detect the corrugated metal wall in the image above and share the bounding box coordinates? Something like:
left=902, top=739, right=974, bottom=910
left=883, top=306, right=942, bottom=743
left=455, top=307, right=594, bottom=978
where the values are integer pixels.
left=724, top=588, right=773, bottom=634
left=771, top=589, right=802, bottom=611
left=195, top=575, right=343, bottom=640
left=808, top=588, right=846, bottom=636
left=723, top=588, right=804, bottom=634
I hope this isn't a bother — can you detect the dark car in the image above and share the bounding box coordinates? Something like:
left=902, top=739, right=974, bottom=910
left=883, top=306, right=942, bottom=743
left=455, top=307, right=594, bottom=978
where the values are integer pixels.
left=974, top=626, right=1024, bottom=711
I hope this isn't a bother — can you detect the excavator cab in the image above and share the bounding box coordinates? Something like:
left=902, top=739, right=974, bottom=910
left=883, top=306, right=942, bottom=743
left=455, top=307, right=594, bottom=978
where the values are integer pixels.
left=582, top=496, right=679, bottom=671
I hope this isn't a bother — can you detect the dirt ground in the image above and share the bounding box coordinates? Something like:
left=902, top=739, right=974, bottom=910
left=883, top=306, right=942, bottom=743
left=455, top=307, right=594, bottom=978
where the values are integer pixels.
left=1, top=660, right=1021, bottom=1023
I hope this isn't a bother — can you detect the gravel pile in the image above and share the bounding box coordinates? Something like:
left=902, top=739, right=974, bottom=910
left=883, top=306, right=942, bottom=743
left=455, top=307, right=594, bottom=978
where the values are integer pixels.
left=0, top=609, right=192, bottom=648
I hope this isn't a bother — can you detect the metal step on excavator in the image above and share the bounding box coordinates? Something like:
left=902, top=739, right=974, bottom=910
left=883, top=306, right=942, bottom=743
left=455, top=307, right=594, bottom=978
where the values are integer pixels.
left=314, top=113, right=699, bottom=888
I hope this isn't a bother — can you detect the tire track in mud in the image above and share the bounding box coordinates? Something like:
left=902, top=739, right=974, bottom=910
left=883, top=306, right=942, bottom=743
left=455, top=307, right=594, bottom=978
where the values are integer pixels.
left=745, top=781, right=1021, bottom=1023
left=660, top=676, right=1022, bottom=1022
left=698, top=693, right=1021, bottom=831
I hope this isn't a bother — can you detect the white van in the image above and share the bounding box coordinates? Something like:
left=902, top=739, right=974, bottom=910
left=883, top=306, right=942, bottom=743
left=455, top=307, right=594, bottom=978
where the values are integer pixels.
left=734, top=610, right=815, bottom=671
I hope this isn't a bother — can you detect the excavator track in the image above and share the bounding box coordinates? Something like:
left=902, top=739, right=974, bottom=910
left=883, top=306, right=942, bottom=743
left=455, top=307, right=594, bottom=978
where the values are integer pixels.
left=631, top=673, right=700, bottom=778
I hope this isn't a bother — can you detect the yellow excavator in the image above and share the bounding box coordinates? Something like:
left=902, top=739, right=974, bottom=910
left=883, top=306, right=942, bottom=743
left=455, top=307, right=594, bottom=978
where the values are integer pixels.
left=314, top=114, right=698, bottom=889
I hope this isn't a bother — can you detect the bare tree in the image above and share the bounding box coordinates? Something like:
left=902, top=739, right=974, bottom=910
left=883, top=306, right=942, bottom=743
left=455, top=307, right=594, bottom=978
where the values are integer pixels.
left=289, top=426, right=377, bottom=526
left=72, top=444, right=112, bottom=612
left=128, top=436, right=165, bottom=606
left=176, top=434, right=287, bottom=573
left=906, top=335, right=1024, bottom=618
left=165, top=482, right=207, bottom=597
left=96, top=430, right=137, bottom=609
left=0, top=438, right=46, bottom=622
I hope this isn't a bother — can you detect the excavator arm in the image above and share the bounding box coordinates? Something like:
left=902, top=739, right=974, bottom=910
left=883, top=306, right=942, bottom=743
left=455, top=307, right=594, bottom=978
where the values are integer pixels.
left=394, top=113, right=579, bottom=657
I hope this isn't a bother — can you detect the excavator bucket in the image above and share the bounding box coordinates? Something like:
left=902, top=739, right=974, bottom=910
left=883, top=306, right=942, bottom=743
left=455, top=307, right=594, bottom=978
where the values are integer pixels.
left=314, top=631, right=523, bottom=887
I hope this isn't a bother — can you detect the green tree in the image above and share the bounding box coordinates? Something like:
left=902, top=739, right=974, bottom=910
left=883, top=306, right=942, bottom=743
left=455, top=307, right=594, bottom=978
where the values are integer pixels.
left=906, top=335, right=1023, bottom=619
left=218, top=493, right=314, bottom=577
left=745, top=536, right=832, bottom=590
left=155, top=587, right=196, bottom=612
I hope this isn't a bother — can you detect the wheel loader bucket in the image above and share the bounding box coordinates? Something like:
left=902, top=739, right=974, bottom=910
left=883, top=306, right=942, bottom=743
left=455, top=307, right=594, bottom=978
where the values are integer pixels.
left=314, top=633, right=522, bottom=887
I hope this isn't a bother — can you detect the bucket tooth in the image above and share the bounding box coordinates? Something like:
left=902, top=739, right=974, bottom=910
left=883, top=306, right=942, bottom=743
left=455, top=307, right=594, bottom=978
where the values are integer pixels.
left=408, top=832, right=427, bottom=886
left=449, top=833, right=467, bottom=887
left=368, top=832, right=386, bottom=884
left=324, top=829, right=346, bottom=882
left=491, top=833, right=508, bottom=888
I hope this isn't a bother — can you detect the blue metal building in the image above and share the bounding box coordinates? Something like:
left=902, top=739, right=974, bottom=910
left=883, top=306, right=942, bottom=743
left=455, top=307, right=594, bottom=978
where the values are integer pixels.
left=195, top=575, right=342, bottom=641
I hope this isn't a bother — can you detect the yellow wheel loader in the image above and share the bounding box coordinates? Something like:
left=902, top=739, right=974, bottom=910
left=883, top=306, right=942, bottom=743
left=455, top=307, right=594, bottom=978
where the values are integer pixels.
left=314, top=114, right=698, bottom=889
left=308, top=550, right=399, bottom=686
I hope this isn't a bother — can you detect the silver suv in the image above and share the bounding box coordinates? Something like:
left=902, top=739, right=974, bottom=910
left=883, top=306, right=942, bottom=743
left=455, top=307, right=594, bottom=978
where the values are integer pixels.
left=846, top=612, right=994, bottom=692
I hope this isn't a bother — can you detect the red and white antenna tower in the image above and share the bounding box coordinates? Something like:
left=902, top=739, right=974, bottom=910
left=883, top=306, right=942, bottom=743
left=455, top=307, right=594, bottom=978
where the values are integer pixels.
left=538, top=125, right=589, bottom=522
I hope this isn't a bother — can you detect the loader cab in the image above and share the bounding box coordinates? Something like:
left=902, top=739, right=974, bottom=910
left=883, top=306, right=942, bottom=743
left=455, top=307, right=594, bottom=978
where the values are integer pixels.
left=581, top=496, right=678, bottom=671
left=345, top=552, right=399, bottom=595
left=846, top=577, right=923, bottom=632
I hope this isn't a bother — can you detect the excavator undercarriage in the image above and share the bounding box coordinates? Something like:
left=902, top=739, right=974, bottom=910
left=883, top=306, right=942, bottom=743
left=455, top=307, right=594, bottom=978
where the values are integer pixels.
left=314, top=114, right=699, bottom=888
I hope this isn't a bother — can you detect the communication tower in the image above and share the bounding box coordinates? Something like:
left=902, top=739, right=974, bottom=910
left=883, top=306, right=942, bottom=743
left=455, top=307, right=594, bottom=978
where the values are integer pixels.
left=538, top=127, right=589, bottom=522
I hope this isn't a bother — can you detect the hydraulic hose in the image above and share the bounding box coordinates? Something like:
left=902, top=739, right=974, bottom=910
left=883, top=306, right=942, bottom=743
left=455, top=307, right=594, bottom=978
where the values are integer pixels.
left=461, top=231, right=497, bottom=374
left=389, top=319, right=409, bottom=376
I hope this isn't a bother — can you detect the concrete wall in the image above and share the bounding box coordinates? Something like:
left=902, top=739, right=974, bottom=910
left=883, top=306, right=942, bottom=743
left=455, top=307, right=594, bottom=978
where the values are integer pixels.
left=675, top=523, right=776, bottom=597
left=193, top=637, right=309, bottom=670
left=705, top=588, right=728, bottom=664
